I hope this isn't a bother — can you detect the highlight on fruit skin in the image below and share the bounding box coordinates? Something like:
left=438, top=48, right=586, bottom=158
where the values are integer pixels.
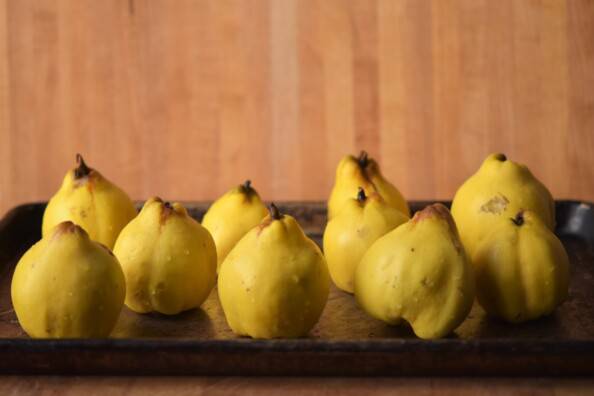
left=42, top=153, right=137, bottom=249
left=472, top=210, right=570, bottom=323
left=323, top=187, right=408, bottom=293
left=218, top=203, right=330, bottom=339
left=327, top=150, right=410, bottom=220
left=113, top=197, right=217, bottom=315
left=354, top=203, right=475, bottom=339
left=201, top=180, right=268, bottom=272
left=11, top=221, right=126, bottom=338
left=451, top=152, right=555, bottom=257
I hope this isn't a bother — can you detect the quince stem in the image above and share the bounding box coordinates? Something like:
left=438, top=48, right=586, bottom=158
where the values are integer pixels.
left=74, top=153, right=91, bottom=179
left=512, top=211, right=525, bottom=226
left=269, top=203, right=283, bottom=220
left=357, top=187, right=367, bottom=202
left=358, top=151, right=369, bottom=168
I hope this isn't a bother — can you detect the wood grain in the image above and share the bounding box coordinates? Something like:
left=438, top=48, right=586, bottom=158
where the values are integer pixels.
left=1, top=376, right=594, bottom=396
left=1, top=0, right=594, bottom=216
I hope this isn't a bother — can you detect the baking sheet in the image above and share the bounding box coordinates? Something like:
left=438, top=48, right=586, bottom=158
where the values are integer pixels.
left=0, top=201, right=592, bottom=375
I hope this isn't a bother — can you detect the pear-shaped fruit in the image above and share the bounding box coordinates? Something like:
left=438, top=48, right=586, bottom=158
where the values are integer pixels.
left=355, top=203, right=474, bottom=339
left=328, top=151, right=409, bottom=220
left=202, top=180, right=268, bottom=271
left=323, top=188, right=408, bottom=293
left=473, top=210, right=569, bottom=323
left=113, top=197, right=217, bottom=315
left=218, top=204, right=330, bottom=339
left=451, top=153, right=555, bottom=257
left=11, top=221, right=125, bottom=338
left=42, top=154, right=137, bottom=249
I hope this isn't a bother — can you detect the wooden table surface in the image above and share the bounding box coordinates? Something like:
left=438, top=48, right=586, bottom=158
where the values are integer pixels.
left=2, top=0, right=594, bottom=216
left=2, top=376, right=594, bottom=395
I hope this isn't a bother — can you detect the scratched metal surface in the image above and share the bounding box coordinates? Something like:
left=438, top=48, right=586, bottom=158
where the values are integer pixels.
left=1, top=201, right=593, bottom=342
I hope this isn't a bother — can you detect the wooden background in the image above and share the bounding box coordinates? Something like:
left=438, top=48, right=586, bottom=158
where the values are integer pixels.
left=1, top=0, right=593, bottom=216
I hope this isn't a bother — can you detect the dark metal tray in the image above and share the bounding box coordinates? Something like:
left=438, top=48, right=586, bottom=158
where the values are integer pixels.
left=0, top=201, right=593, bottom=376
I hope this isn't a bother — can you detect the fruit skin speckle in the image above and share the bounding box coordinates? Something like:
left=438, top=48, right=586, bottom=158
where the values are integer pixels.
left=113, top=197, right=217, bottom=316
left=451, top=153, right=555, bottom=257
left=11, top=221, right=125, bottom=338
left=328, top=151, right=410, bottom=220
left=355, top=203, right=475, bottom=340
left=323, top=187, right=408, bottom=294
left=218, top=207, right=330, bottom=339
left=201, top=181, right=268, bottom=272
left=42, top=154, right=137, bottom=250
left=473, top=210, right=570, bottom=323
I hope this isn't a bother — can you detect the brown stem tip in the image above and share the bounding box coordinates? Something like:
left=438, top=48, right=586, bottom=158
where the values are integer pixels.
left=268, top=203, right=283, bottom=220
left=358, top=150, right=369, bottom=168
left=357, top=187, right=367, bottom=202
left=51, top=220, right=86, bottom=241
left=511, top=211, right=525, bottom=226
left=159, top=200, right=176, bottom=225
left=243, top=180, right=252, bottom=190
left=74, top=153, right=92, bottom=179
left=494, top=153, right=507, bottom=162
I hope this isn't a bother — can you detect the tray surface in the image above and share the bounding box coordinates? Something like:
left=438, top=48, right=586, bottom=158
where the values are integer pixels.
left=0, top=201, right=593, bottom=376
